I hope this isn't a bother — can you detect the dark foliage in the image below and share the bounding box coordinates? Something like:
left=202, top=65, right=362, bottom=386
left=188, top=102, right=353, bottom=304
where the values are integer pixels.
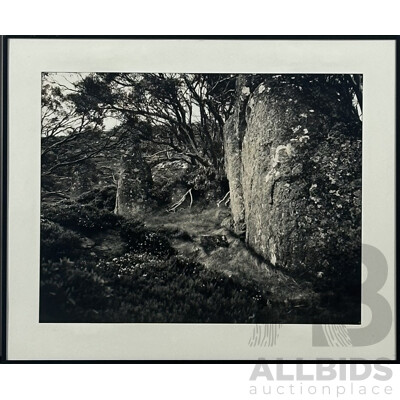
left=151, top=163, right=230, bottom=207
left=149, top=160, right=189, bottom=206
left=42, top=200, right=122, bottom=233
left=150, top=184, right=171, bottom=205
left=76, top=185, right=117, bottom=211
left=40, top=258, right=112, bottom=322
left=41, top=219, right=83, bottom=261
left=120, top=218, right=176, bottom=257
left=184, top=167, right=230, bottom=202
left=40, top=252, right=275, bottom=323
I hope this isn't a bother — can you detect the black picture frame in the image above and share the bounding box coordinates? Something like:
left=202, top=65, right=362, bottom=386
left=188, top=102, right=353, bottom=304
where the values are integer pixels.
left=1, top=35, right=398, bottom=363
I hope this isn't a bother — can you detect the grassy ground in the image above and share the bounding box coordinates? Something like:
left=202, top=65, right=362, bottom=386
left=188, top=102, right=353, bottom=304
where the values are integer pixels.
left=145, top=206, right=318, bottom=311
left=40, top=198, right=359, bottom=324
left=145, top=204, right=360, bottom=324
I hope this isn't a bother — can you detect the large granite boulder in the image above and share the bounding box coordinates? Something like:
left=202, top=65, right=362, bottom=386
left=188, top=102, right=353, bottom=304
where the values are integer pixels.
left=224, top=75, right=362, bottom=280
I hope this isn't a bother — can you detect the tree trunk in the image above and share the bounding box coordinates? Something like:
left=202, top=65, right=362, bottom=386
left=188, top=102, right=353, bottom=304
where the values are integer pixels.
left=114, top=141, right=153, bottom=217
left=70, top=160, right=98, bottom=198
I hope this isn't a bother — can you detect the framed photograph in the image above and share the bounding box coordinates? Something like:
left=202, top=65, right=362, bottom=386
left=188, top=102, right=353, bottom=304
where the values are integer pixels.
left=1, top=36, right=397, bottom=361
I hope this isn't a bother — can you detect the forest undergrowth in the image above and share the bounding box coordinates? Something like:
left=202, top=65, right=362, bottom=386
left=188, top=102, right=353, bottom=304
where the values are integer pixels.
left=40, top=191, right=358, bottom=324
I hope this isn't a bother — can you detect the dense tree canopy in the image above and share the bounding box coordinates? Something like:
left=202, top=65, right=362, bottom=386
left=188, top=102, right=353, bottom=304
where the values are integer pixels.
left=67, top=73, right=237, bottom=172
left=41, top=72, right=362, bottom=199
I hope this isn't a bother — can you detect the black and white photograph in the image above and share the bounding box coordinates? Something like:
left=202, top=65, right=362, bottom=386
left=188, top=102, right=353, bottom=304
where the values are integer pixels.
left=39, top=72, right=362, bottom=324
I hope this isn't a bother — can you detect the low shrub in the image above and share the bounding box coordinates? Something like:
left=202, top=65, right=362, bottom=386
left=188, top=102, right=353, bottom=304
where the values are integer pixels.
left=40, top=252, right=273, bottom=323
left=119, top=218, right=146, bottom=239
left=76, top=185, right=117, bottom=211
left=150, top=184, right=171, bottom=205
left=120, top=219, right=176, bottom=257
left=150, top=160, right=189, bottom=206
left=42, top=200, right=122, bottom=233
left=183, top=167, right=230, bottom=203
left=40, top=258, right=112, bottom=322
left=41, top=219, right=83, bottom=261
